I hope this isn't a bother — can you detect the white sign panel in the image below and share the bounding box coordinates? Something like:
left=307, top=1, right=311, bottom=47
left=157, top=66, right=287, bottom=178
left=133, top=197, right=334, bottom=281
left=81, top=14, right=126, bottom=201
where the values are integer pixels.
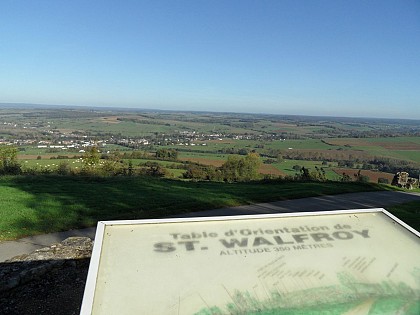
left=81, top=209, right=420, bottom=314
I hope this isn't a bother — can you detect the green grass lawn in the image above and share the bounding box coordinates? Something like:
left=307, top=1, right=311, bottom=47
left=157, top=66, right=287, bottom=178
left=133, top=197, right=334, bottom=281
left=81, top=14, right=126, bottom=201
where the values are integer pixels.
left=0, top=175, right=389, bottom=241
left=386, top=201, right=420, bottom=232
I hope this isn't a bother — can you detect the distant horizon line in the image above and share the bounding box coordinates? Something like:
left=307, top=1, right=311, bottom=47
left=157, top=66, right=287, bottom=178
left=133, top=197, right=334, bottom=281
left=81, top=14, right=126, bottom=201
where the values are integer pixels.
left=0, top=101, right=419, bottom=122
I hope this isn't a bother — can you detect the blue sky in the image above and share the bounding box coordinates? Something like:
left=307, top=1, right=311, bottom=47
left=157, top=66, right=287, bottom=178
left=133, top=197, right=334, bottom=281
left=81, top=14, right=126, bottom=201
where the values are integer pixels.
left=1, top=0, right=419, bottom=119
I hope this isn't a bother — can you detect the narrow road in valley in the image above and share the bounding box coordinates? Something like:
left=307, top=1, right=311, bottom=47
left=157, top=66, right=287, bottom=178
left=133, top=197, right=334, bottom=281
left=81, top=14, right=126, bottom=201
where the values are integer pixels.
left=1, top=190, right=419, bottom=262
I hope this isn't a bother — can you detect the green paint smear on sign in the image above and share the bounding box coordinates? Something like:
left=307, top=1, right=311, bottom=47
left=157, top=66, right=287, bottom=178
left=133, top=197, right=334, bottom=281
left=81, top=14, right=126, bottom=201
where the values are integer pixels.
left=193, top=271, right=420, bottom=315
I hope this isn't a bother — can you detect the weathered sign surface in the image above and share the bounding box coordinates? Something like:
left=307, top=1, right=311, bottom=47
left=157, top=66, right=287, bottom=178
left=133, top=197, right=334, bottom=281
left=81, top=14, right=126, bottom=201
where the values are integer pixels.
left=81, top=209, right=420, bottom=314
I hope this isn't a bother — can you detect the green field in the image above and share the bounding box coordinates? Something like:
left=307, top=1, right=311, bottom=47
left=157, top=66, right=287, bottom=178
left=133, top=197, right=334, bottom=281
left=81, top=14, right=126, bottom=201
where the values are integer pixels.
left=324, top=136, right=420, bottom=163
left=170, top=139, right=338, bottom=154
left=387, top=201, right=420, bottom=232
left=170, top=136, right=420, bottom=165
left=0, top=175, right=391, bottom=241
left=393, top=150, right=420, bottom=163
left=21, top=158, right=81, bottom=167
left=4, top=109, right=420, bottom=171
left=272, top=160, right=338, bottom=177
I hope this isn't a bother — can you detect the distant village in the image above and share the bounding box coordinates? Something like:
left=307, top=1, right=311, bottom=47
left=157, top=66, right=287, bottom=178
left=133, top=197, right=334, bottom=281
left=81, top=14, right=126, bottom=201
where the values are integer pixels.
left=0, top=119, right=288, bottom=152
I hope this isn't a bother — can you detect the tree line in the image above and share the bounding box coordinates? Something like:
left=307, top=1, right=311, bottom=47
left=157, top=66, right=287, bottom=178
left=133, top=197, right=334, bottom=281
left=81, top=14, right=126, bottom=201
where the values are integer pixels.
left=183, top=153, right=261, bottom=182
left=1, top=144, right=418, bottom=185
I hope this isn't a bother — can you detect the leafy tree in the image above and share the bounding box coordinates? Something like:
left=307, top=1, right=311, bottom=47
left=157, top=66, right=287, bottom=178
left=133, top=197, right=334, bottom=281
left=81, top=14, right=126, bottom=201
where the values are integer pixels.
left=183, top=165, right=222, bottom=181
left=341, top=172, right=352, bottom=182
left=145, top=162, right=169, bottom=177
left=309, top=166, right=327, bottom=181
left=242, top=152, right=261, bottom=180
left=298, top=167, right=311, bottom=181
left=354, top=170, right=370, bottom=183
left=292, top=165, right=301, bottom=172
left=127, top=160, right=134, bottom=176
left=237, top=148, right=249, bottom=155
left=101, top=159, right=122, bottom=176
left=156, top=148, right=178, bottom=160
left=183, top=165, right=207, bottom=180
left=0, top=145, right=21, bottom=175
left=220, top=156, right=241, bottom=182
left=57, top=161, right=72, bottom=175
left=220, top=153, right=261, bottom=182
left=83, top=146, right=100, bottom=165
left=82, top=146, right=100, bottom=174
left=362, top=163, right=373, bottom=170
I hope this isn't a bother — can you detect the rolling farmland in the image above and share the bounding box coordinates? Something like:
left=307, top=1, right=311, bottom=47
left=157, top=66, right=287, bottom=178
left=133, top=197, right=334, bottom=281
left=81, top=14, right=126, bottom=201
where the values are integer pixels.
left=1, top=105, right=419, bottom=182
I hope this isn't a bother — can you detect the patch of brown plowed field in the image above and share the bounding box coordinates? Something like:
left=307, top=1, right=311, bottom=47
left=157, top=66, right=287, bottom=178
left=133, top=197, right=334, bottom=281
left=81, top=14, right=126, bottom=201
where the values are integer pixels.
left=259, top=164, right=286, bottom=176
left=333, top=168, right=394, bottom=183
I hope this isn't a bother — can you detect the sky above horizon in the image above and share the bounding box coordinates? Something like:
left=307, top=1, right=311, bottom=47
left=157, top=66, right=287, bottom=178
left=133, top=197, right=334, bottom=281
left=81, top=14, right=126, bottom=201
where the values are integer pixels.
left=1, top=1, right=419, bottom=119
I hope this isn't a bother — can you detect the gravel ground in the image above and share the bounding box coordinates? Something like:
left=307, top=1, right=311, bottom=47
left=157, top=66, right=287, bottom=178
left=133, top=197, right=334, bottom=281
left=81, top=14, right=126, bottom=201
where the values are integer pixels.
left=0, top=258, right=89, bottom=315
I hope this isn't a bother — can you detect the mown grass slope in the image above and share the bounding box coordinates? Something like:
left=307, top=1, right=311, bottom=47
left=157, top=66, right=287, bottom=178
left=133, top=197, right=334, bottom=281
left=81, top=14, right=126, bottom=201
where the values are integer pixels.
left=0, top=176, right=391, bottom=240
left=387, top=201, right=420, bottom=232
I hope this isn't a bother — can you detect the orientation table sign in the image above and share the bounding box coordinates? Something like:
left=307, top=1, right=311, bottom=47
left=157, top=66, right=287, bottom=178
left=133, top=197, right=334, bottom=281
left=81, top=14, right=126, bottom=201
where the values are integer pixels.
left=81, top=209, right=420, bottom=314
